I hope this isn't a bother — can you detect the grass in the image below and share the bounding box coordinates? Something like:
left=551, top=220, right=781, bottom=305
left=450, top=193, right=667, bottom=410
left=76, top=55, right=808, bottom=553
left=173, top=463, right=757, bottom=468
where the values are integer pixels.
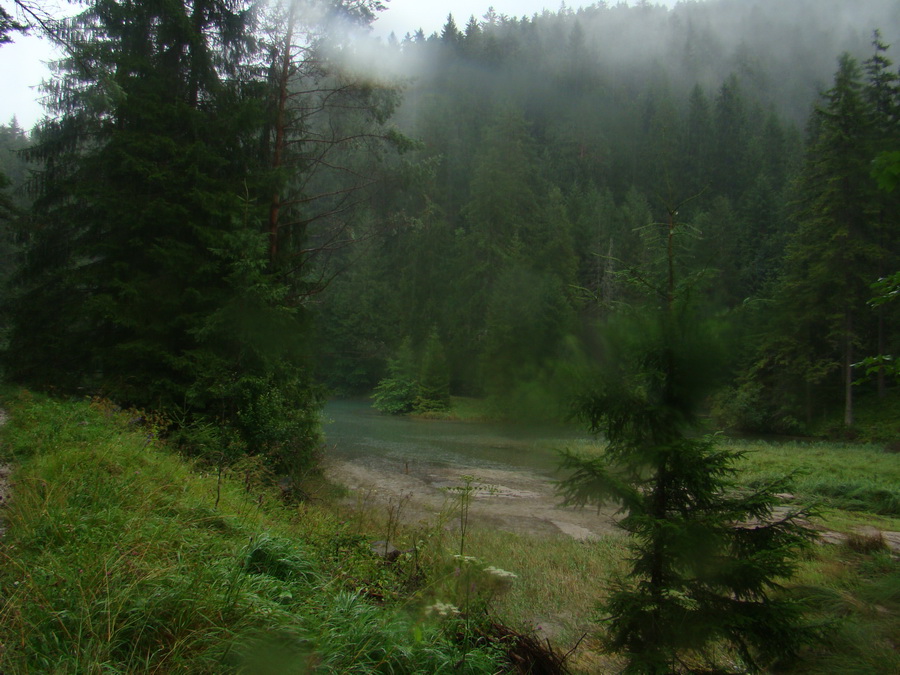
left=411, top=396, right=499, bottom=422
left=785, top=545, right=900, bottom=674
left=728, top=438, right=900, bottom=526
left=1, top=391, right=897, bottom=673
left=461, top=528, right=630, bottom=673
left=0, top=391, right=507, bottom=674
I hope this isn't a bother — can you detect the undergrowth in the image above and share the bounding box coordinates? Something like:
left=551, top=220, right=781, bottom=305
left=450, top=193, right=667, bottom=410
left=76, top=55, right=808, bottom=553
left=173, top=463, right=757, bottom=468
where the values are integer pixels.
left=0, top=391, right=507, bottom=673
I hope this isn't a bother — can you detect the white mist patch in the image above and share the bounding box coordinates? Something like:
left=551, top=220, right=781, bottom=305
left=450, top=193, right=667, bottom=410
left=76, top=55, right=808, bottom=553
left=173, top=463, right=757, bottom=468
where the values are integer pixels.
left=320, top=32, right=425, bottom=84
left=262, top=0, right=426, bottom=85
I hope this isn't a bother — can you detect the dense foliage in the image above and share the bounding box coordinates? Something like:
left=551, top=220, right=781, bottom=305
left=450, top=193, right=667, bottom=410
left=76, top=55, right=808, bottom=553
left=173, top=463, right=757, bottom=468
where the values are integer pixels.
left=315, top=0, right=900, bottom=434
left=0, top=0, right=404, bottom=471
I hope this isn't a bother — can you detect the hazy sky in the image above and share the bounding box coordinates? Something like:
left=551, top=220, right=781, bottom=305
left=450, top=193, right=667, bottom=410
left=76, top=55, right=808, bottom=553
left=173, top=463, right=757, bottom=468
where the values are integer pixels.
left=373, top=0, right=650, bottom=38
left=0, top=1, right=679, bottom=129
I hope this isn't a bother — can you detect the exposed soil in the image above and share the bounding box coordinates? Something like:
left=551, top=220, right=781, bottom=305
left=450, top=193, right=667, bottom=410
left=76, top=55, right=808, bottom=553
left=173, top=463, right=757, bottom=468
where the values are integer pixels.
left=324, top=456, right=900, bottom=554
left=323, top=457, right=623, bottom=541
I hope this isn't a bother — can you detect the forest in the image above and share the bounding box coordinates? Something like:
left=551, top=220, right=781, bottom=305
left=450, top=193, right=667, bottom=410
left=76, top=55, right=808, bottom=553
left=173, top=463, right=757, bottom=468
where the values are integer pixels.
left=319, top=0, right=900, bottom=439
left=0, top=0, right=899, bottom=672
left=1, top=0, right=899, bottom=449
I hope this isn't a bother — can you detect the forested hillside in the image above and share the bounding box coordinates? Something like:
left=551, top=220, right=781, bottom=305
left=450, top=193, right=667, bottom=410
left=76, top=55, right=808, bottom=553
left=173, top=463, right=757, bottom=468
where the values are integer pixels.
left=1, top=0, right=899, bottom=460
left=317, top=0, right=900, bottom=435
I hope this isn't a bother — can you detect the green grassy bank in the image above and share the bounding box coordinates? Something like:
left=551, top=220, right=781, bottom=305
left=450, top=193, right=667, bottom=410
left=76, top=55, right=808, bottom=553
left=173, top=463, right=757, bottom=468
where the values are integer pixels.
left=0, top=391, right=512, bottom=674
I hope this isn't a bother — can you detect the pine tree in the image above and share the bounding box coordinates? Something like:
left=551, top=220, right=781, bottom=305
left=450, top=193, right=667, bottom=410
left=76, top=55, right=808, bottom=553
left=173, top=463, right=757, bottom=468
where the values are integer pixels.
left=862, top=31, right=900, bottom=397
left=558, top=209, right=815, bottom=673
left=416, top=326, right=451, bottom=412
left=3, top=0, right=324, bottom=470
left=711, top=75, right=750, bottom=203
left=772, top=53, right=889, bottom=427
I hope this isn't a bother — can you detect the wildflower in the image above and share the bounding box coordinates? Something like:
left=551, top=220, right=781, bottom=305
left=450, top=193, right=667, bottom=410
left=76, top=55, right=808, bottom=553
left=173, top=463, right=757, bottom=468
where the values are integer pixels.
left=452, top=554, right=478, bottom=564
left=426, top=601, right=461, bottom=617
left=483, top=566, right=518, bottom=580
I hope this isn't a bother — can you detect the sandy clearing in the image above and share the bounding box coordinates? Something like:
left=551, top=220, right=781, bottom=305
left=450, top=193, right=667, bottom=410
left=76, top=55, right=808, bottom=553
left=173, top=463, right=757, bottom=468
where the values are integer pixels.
left=323, top=457, right=622, bottom=541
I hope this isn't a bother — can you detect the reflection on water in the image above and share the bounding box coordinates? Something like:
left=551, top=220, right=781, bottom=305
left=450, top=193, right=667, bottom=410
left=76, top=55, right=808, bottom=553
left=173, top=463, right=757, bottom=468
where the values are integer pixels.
left=323, top=399, right=593, bottom=477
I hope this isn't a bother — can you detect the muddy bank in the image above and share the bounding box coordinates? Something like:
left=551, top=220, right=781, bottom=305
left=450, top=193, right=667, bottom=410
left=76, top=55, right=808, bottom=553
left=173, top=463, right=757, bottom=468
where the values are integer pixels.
left=323, top=457, right=622, bottom=541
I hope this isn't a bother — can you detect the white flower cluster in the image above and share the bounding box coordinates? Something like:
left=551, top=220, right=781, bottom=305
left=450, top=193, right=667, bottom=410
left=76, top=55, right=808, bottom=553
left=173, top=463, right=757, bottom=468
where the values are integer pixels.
left=426, top=601, right=461, bottom=617
left=452, top=554, right=478, bottom=563
left=483, top=566, right=518, bottom=580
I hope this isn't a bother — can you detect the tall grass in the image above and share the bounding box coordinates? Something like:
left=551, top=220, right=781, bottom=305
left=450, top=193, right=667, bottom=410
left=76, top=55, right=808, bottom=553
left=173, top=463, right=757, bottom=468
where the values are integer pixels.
left=3, top=392, right=897, bottom=673
left=0, top=392, right=504, bottom=673
left=728, top=439, right=900, bottom=520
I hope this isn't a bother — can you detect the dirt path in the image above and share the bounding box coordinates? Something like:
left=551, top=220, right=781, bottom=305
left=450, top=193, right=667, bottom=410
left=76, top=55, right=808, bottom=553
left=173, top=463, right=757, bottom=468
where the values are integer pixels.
left=323, top=457, right=622, bottom=541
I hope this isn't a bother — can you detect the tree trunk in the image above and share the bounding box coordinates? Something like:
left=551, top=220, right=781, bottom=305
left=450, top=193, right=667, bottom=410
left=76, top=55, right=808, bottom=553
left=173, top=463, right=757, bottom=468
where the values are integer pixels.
left=844, top=311, right=854, bottom=427
left=268, top=4, right=297, bottom=266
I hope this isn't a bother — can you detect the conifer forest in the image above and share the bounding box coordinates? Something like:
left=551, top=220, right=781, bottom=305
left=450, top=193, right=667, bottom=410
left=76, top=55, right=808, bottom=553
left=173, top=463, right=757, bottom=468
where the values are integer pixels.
left=0, top=0, right=899, bottom=673
left=2, top=0, right=900, bottom=452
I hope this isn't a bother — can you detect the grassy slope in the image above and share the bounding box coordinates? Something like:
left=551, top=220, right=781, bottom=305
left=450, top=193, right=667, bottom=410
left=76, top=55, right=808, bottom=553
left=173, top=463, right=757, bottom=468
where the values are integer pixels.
left=0, top=392, right=505, bottom=674
left=1, top=392, right=897, bottom=673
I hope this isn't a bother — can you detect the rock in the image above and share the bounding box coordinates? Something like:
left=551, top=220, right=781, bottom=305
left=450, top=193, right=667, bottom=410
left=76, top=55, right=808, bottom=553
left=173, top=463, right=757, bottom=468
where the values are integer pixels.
left=817, top=530, right=848, bottom=546
left=550, top=520, right=601, bottom=541
left=370, top=540, right=402, bottom=562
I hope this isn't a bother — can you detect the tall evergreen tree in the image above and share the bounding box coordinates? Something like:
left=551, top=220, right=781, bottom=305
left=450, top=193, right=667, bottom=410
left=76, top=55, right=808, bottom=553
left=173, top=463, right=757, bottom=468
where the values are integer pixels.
left=3, top=0, right=348, bottom=470
left=772, top=53, right=887, bottom=427
left=862, top=31, right=900, bottom=397
left=559, top=209, right=814, bottom=674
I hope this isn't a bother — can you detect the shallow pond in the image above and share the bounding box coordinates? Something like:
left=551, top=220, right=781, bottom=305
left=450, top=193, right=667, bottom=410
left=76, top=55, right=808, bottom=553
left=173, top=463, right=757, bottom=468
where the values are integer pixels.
left=323, top=399, right=591, bottom=476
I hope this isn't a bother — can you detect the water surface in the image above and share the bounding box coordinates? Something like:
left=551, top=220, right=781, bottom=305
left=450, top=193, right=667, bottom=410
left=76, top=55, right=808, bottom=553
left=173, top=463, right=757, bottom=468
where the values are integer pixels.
left=323, top=399, right=592, bottom=477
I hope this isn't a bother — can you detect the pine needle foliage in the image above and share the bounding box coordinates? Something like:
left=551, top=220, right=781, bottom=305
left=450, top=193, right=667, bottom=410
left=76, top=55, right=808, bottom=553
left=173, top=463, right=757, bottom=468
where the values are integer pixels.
left=559, top=214, right=817, bottom=673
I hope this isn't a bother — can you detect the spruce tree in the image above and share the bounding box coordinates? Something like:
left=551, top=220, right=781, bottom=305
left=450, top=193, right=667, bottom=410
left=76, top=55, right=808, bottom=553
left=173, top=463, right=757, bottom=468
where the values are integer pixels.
left=3, top=0, right=323, bottom=470
left=770, top=52, right=892, bottom=427
left=558, top=209, right=815, bottom=673
left=416, top=326, right=450, bottom=412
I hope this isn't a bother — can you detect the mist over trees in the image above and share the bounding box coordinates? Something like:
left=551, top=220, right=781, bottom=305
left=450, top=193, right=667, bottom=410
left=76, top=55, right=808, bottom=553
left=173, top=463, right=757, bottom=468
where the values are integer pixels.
left=0, top=0, right=898, bottom=451
left=317, top=0, right=900, bottom=433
